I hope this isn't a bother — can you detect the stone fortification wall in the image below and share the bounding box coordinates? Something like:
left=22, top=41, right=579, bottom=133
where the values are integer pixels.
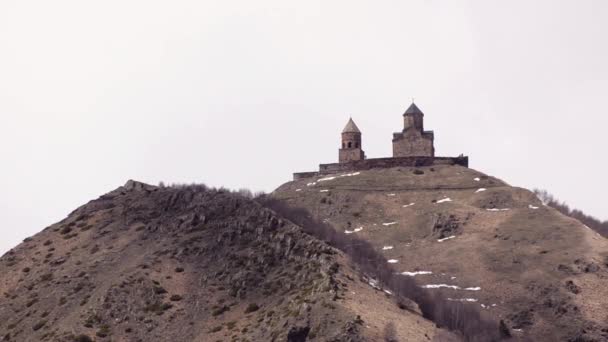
left=293, top=156, right=468, bottom=180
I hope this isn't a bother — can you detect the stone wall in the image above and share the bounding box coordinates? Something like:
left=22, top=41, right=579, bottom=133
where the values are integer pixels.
left=392, top=130, right=435, bottom=157
left=293, top=156, right=468, bottom=180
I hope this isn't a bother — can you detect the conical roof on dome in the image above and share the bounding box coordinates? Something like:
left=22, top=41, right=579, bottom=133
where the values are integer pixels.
left=342, top=118, right=361, bottom=133
left=404, top=102, right=424, bottom=115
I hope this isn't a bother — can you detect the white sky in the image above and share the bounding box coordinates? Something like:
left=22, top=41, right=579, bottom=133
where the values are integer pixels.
left=1, top=0, right=607, bottom=254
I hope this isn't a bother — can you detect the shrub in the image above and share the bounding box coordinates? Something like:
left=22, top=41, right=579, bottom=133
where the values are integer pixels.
left=208, top=326, right=222, bottom=333
left=26, top=298, right=38, bottom=307
left=32, top=320, right=47, bottom=331
left=96, top=324, right=110, bottom=337
left=73, top=334, right=94, bottom=342
left=169, top=295, right=183, bottom=301
left=244, top=303, right=260, bottom=313
left=212, top=305, right=230, bottom=316
left=175, top=267, right=184, bottom=273
left=154, top=286, right=167, bottom=295
left=534, top=189, right=608, bottom=237
left=413, top=169, right=424, bottom=175
left=40, top=273, right=53, bottom=282
left=144, top=302, right=173, bottom=315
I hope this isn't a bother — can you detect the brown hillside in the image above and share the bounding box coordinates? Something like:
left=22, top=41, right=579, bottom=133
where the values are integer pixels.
left=273, top=165, right=608, bottom=342
left=0, top=181, right=441, bottom=342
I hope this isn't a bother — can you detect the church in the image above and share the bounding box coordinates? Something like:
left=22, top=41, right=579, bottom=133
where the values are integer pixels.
left=294, top=103, right=468, bottom=180
left=340, top=102, right=435, bottom=163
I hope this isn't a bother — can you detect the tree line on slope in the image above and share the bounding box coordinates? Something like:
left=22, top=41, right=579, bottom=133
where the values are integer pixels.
left=534, top=189, right=608, bottom=237
left=256, top=196, right=511, bottom=342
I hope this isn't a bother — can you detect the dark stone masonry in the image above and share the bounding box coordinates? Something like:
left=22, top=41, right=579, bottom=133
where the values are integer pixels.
left=294, top=103, right=469, bottom=180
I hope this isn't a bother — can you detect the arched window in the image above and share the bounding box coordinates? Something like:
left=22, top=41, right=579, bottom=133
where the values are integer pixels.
left=348, top=142, right=352, bottom=148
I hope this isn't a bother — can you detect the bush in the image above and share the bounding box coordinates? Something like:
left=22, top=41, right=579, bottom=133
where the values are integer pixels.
left=534, top=189, right=608, bottom=237
left=32, top=320, right=47, bottom=331
left=40, top=273, right=53, bottom=282
left=169, top=295, right=183, bottom=301
left=244, top=303, right=260, bottom=313
left=144, top=302, right=173, bottom=315
left=208, top=326, right=222, bottom=333
left=212, top=305, right=230, bottom=316
left=73, top=334, right=94, bottom=342
left=96, top=324, right=110, bottom=337
left=413, top=169, right=424, bottom=175
left=154, top=286, right=167, bottom=295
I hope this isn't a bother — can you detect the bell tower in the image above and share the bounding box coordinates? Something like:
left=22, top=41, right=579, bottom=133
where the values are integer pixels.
left=339, top=118, right=365, bottom=163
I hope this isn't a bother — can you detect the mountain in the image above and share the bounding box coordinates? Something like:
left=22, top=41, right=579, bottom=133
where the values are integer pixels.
left=272, top=165, right=608, bottom=342
left=0, top=181, right=444, bottom=342
left=3, top=164, right=606, bottom=342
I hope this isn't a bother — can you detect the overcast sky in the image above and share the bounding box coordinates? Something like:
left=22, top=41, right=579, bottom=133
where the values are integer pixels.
left=1, top=0, right=606, bottom=255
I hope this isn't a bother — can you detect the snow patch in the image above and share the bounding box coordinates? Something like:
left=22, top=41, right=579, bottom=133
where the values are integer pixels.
left=402, top=203, right=415, bottom=208
left=422, top=284, right=461, bottom=290
left=368, top=278, right=381, bottom=290
left=475, top=188, right=487, bottom=193
left=382, top=246, right=394, bottom=250
left=382, top=222, right=397, bottom=226
left=387, top=193, right=396, bottom=197
left=436, top=198, right=452, bottom=204
left=341, top=172, right=360, bottom=177
left=401, top=271, right=433, bottom=277
left=354, top=227, right=363, bottom=232
left=344, top=230, right=354, bottom=234
left=384, top=289, right=393, bottom=295
left=486, top=208, right=510, bottom=212
left=447, top=298, right=478, bottom=302
left=474, top=177, right=480, bottom=182
left=306, top=182, right=317, bottom=187
left=319, top=189, right=329, bottom=193
left=528, top=204, right=539, bottom=209
left=387, top=259, right=399, bottom=264
left=464, top=287, right=481, bottom=291
left=295, top=189, right=302, bottom=192
left=318, top=176, right=336, bottom=182
left=437, top=235, right=456, bottom=242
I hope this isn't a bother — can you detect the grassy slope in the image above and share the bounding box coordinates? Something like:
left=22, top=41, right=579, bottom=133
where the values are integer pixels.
left=273, top=165, right=608, bottom=341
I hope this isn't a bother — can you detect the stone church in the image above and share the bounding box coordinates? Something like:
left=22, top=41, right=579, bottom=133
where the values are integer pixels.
left=294, top=102, right=467, bottom=180
left=340, top=102, right=435, bottom=163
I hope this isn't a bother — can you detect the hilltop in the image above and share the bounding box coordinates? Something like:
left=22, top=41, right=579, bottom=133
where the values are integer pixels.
left=273, top=165, right=608, bottom=342
left=0, top=181, right=446, bottom=342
